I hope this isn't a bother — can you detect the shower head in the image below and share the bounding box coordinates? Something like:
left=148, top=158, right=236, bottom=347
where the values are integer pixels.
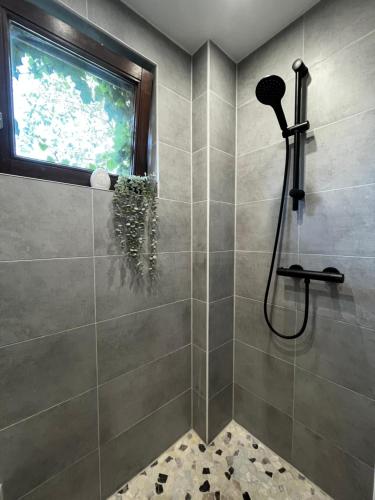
left=255, top=75, right=288, bottom=133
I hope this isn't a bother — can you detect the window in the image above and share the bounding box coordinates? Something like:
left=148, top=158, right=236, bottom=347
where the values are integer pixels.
left=0, top=0, right=153, bottom=187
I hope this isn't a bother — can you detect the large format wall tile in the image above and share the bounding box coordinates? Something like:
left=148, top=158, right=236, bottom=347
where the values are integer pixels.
left=193, top=43, right=208, bottom=99
left=208, top=384, right=233, bottom=442
left=308, top=31, right=375, bottom=129
left=292, top=421, right=374, bottom=500
left=157, top=199, right=191, bottom=253
left=294, top=368, right=375, bottom=466
left=99, top=346, right=190, bottom=444
left=209, top=148, right=235, bottom=204
left=22, top=452, right=100, bottom=500
left=296, top=312, right=375, bottom=399
left=304, top=0, right=375, bottom=67
left=0, top=325, right=96, bottom=429
left=236, top=199, right=297, bottom=253
left=93, top=190, right=121, bottom=256
left=193, top=148, right=207, bottom=202
left=210, top=42, right=236, bottom=105
left=237, top=19, right=303, bottom=106
left=304, top=109, right=375, bottom=193
left=95, top=252, right=190, bottom=321
left=158, top=142, right=191, bottom=203
left=0, top=177, right=92, bottom=260
left=95, top=193, right=191, bottom=255
left=193, top=299, right=206, bottom=351
left=301, top=185, right=375, bottom=257
left=209, top=296, right=233, bottom=351
left=234, top=385, right=292, bottom=461
left=235, top=296, right=295, bottom=363
left=234, top=342, right=294, bottom=415
left=209, top=341, right=233, bottom=398
left=87, top=0, right=191, bottom=99
left=193, top=202, right=207, bottom=252
left=237, top=86, right=294, bottom=155
left=209, top=93, right=235, bottom=156
left=0, top=258, right=94, bottom=347
left=209, top=202, right=234, bottom=252
left=236, top=251, right=298, bottom=309
left=299, top=254, right=375, bottom=330
left=209, top=251, right=234, bottom=302
left=158, top=85, right=191, bottom=152
left=60, top=0, right=87, bottom=17
left=100, top=391, right=190, bottom=498
left=193, top=252, right=207, bottom=301
left=192, top=93, right=207, bottom=152
left=97, top=300, right=190, bottom=384
left=0, top=390, right=98, bottom=499
left=236, top=141, right=288, bottom=204
left=193, top=390, right=206, bottom=442
left=193, top=345, right=206, bottom=398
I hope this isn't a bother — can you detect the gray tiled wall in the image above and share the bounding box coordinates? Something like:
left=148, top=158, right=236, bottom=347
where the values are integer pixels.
left=0, top=0, right=192, bottom=498
left=191, top=42, right=235, bottom=443
left=234, top=1, right=375, bottom=499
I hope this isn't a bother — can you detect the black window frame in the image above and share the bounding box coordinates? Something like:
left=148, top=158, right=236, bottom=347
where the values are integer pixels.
left=0, top=0, right=153, bottom=188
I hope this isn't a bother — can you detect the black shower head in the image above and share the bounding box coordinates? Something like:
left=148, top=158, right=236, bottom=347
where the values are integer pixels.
left=255, top=75, right=288, bottom=133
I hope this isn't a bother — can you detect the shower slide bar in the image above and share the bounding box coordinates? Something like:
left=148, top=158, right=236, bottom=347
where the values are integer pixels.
left=277, top=264, right=345, bottom=283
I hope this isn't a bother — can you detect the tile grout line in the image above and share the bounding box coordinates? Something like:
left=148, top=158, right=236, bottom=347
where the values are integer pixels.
left=0, top=322, right=97, bottom=351
left=94, top=298, right=190, bottom=327
left=235, top=381, right=293, bottom=418
left=18, top=449, right=99, bottom=500
left=209, top=381, right=233, bottom=403
left=235, top=293, right=375, bottom=333
left=0, top=346, right=192, bottom=448
left=158, top=82, right=192, bottom=104
left=0, top=386, right=96, bottom=434
left=98, top=343, right=191, bottom=389
left=159, top=139, right=191, bottom=156
left=236, top=105, right=375, bottom=160
left=235, top=338, right=294, bottom=367
left=101, top=389, right=191, bottom=449
left=205, top=41, right=211, bottom=444
left=190, top=53, right=194, bottom=430
left=91, top=190, right=102, bottom=500
left=232, top=59, right=238, bottom=420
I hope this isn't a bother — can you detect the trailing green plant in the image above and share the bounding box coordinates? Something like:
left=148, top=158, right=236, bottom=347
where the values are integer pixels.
left=113, top=175, right=158, bottom=280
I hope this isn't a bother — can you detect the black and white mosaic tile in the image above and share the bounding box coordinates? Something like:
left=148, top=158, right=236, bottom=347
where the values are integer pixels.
left=109, top=421, right=330, bottom=499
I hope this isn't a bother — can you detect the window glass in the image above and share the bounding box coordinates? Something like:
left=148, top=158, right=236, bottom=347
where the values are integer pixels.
left=10, top=22, right=136, bottom=176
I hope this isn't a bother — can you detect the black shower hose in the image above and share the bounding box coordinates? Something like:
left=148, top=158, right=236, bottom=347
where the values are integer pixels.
left=263, top=136, right=310, bottom=339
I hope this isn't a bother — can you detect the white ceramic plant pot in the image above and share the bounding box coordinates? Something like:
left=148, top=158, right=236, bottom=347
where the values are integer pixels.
left=90, top=168, right=111, bottom=190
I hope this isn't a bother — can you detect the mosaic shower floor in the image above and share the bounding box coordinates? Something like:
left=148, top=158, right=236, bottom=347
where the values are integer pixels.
left=109, top=421, right=330, bottom=500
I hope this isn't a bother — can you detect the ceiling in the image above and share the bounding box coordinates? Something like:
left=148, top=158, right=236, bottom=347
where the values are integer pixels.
left=121, top=0, right=320, bottom=62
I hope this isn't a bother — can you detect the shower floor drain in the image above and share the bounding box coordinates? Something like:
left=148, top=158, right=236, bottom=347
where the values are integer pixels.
left=109, top=421, right=330, bottom=499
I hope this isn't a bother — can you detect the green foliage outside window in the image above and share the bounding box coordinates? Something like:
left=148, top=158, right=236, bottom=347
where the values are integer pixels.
left=10, top=22, right=136, bottom=176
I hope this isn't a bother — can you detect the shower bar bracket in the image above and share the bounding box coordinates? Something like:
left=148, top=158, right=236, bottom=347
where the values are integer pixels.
left=277, top=265, right=345, bottom=283
left=282, top=120, right=309, bottom=138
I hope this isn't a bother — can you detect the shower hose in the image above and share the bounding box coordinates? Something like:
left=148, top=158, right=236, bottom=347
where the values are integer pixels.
left=263, top=136, right=309, bottom=339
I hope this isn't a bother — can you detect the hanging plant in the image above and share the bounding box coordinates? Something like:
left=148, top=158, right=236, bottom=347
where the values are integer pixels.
left=113, top=175, right=158, bottom=280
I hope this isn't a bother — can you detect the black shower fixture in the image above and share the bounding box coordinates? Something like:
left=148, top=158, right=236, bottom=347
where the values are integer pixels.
left=254, top=60, right=345, bottom=340
left=255, top=74, right=288, bottom=133
left=255, top=58, right=309, bottom=211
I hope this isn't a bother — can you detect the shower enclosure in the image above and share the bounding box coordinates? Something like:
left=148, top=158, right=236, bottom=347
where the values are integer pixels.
left=0, top=0, right=374, bottom=499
